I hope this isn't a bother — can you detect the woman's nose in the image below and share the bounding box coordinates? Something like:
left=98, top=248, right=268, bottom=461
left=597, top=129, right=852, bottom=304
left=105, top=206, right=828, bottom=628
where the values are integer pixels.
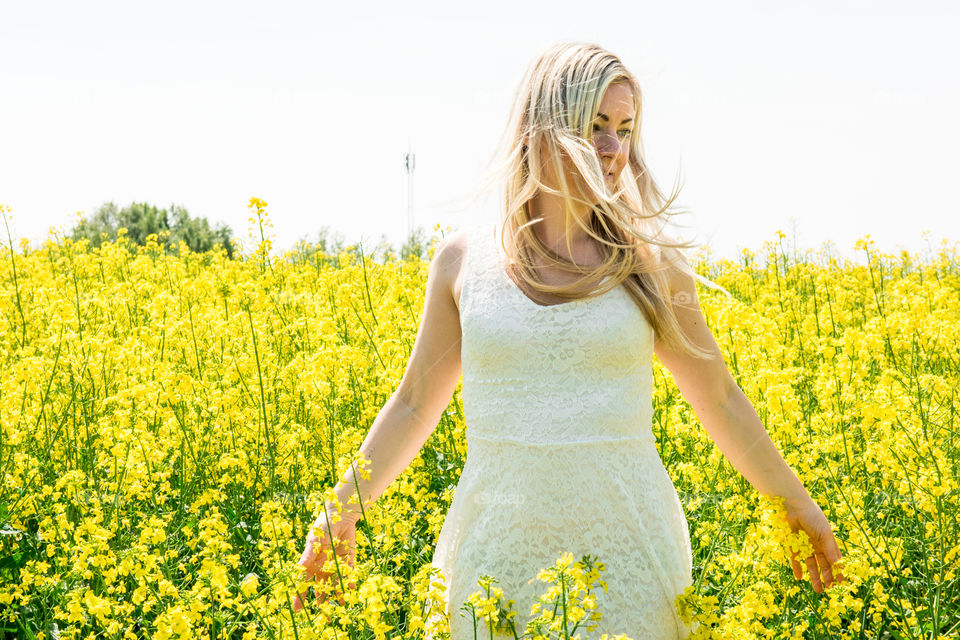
left=594, top=132, right=619, bottom=156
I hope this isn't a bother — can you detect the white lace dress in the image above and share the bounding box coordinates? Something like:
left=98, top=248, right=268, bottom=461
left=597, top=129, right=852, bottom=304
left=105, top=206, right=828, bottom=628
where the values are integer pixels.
left=429, top=221, right=693, bottom=639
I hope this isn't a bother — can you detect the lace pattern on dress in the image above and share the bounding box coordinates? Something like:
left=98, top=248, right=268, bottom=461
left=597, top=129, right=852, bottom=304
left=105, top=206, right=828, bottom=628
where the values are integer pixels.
left=428, top=222, right=693, bottom=640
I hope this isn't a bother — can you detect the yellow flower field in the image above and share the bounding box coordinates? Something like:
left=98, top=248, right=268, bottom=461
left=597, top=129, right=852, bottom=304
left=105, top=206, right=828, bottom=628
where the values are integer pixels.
left=1, top=199, right=957, bottom=639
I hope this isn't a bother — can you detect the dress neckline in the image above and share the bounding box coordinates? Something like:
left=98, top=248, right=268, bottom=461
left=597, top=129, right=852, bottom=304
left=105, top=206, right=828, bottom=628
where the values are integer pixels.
left=489, top=222, right=619, bottom=310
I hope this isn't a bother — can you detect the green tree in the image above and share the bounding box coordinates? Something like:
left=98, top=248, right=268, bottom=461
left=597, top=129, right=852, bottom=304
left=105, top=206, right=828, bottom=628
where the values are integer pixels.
left=365, top=232, right=395, bottom=265
left=289, top=225, right=353, bottom=268
left=289, top=224, right=432, bottom=268
left=71, top=201, right=235, bottom=258
left=400, top=225, right=430, bottom=262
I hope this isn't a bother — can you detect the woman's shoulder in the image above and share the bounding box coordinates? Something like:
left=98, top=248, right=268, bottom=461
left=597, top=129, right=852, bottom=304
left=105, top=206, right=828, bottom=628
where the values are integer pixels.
left=647, top=233, right=694, bottom=293
left=434, top=227, right=471, bottom=269
left=432, top=228, right=471, bottom=314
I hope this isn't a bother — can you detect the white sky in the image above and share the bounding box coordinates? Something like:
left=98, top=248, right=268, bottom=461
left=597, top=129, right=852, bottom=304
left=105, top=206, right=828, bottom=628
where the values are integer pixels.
left=2, top=0, right=958, bottom=263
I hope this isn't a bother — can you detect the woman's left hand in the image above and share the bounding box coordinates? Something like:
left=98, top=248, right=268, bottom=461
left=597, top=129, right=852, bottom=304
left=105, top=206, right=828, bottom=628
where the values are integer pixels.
left=782, top=495, right=846, bottom=593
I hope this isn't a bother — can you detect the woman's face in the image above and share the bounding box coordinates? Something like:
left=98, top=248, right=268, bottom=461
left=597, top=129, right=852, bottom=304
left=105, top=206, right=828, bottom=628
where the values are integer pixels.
left=536, top=81, right=635, bottom=200
left=592, top=81, right=635, bottom=187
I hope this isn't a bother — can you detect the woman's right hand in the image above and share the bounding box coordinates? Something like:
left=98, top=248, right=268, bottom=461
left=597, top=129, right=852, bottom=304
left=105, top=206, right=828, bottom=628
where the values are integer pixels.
left=782, top=495, right=846, bottom=593
left=292, top=504, right=360, bottom=612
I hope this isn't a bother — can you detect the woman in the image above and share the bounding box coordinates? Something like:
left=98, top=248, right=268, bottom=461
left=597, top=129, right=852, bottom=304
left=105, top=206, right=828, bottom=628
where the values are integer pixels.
left=293, top=42, right=845, bottom=638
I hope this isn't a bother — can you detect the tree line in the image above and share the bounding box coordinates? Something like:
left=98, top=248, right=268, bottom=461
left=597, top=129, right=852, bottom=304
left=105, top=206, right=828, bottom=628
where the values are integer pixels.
left=69, top=201, right=431, bottom=264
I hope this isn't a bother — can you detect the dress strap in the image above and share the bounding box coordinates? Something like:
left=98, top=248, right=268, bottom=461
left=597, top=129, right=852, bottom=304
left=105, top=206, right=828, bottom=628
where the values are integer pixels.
left=459, top=222, right=497, bottom=318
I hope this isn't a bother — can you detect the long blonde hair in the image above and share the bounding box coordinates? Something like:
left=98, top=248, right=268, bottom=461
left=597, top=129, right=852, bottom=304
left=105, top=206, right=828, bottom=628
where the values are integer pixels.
left=459, top=42, right=731, bottom=360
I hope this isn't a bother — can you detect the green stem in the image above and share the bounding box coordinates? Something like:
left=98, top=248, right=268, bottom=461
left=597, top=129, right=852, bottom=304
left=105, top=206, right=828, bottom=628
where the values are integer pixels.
left=1, top=209, right=27, bottom=349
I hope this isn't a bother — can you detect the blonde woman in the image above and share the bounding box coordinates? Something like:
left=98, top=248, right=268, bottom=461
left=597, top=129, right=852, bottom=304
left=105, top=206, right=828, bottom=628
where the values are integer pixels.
left=293, top=42, right=846, bottom=638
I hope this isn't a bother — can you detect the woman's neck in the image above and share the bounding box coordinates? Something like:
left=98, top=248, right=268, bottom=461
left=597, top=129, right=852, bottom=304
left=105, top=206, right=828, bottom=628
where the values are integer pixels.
left=526, top=193, right=595, bottom=252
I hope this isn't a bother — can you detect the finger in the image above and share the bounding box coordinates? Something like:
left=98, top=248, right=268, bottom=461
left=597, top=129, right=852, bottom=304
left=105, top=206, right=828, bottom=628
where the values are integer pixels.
left=824, top=536, right=846, bottom=585
left=316, top=567, right=355, bottom=608
left=833, top=557, right=845, bottom=584
left=811, top=533, right=842, bottom=588
left=804, top=555, right=823, bottom=592
left=313, top=570, right=340, bottom=605
left=292, top=562, right=318, bottom=611
left=325, top=570, right=353, bottom=607
left=304, top=547, right=352, bottom=608
left=789, top=549, right=803, bottom=580
left=316, top=580, right=341, bottom=607
left=339, top=577, right=357, bottom=606
left=296, top=565, right=335, bottom=611
left=314, top=576, right=333, bottom=606
left=293, top=564, right=316, bottom=609
left=295, top=581, right=319, bottom=611
left=815, top=551, right=835, bottom=588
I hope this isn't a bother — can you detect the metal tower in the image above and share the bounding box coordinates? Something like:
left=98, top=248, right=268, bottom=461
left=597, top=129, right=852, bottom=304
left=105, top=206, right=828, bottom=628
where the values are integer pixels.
left=404, top=148, right=415, bottom=242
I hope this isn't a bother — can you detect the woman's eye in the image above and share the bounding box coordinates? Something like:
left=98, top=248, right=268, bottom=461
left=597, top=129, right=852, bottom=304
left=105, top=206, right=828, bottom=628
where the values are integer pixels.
left=592, top=124, right=632, bottom=138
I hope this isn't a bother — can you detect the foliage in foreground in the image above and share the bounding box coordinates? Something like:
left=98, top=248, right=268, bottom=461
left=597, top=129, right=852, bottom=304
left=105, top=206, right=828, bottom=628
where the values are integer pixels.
left=0, top=199, right=958, bottom=638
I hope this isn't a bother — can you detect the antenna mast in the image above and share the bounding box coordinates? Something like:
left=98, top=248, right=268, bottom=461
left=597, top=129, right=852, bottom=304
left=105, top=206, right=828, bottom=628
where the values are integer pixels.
left=404, top=147, right=415, bottom=243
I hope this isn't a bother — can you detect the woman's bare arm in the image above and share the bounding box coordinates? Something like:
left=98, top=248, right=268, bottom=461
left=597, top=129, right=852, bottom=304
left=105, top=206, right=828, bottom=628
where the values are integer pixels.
left=652, top=247, right=809, bottom=503
left=326, top=231, right=466, bottom=520
left=652, top=248, right=845, bottom=591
